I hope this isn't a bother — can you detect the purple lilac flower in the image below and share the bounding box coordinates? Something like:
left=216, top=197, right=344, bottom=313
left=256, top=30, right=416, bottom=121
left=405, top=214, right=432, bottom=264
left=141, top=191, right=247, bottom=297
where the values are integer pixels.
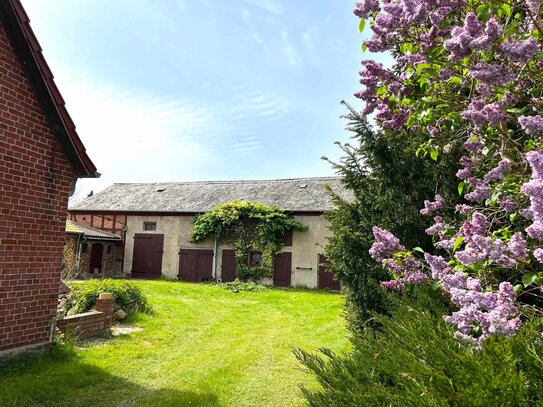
left=456, top=204, right=472, bottom=214
left=380, top=256, right=427, bottom=291
left=461, top=98, right=487, bottom=128
left=427, top=125, right=440, bottom=138
left=469, top=63, right=513, bottom=85
left=484, top=160, right=512, bottom=182
left=508, top=233, right=529, bottom=260
left=444, top=12, right=485, bottom=60
left=420, top=194, right=445, bottom=216
left=476, top=83, right=492, bottom=97
left=533, top=247, right=543, bottom=263
left=519, top=115, right=543, bottom=135
left=353, top=0, right=380, bottom=19
left=526, top=0, right=542, bottom=31
left=435, top=237, right=456, bottom=250
left=438, top=68, right=455, bottom=80
left=426, top=216, right=445, bottom=236
left=521, top=150, right=543, bottom=240
left=369, top=227, right=405, bottom=262
left=382, top=106, right=409, bottom=129
left=465, top=183, right=491, bottom=203
left=501, top=37, right=540, bottom=62
left=499, top=196, right=517, bottom=212
left=443, top=281, right=521, bottom=346
left=464, top=136, right=484, bottom=154
left=470, top=16, right=502, bottom=50
left=501, top=92, right=517, bottom=106
left=482, top=102, right=507, bottom=127
left=461, top=99, right=507, bottom=128
left=456, top=156, right=476, bottom=180
left=520, top=208, right=534, bottom=220
left=363, top=34, right=390, bottom=52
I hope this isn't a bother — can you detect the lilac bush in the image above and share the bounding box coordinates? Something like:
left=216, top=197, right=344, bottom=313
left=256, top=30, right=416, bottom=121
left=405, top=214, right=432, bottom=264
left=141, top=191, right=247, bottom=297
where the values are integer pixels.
left=356, top=0, right=543, bottom=345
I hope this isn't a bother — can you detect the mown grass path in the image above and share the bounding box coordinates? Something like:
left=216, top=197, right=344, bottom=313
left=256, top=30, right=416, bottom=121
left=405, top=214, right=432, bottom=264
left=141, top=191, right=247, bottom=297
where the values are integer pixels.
left=0, top=281, right=348, bottom=406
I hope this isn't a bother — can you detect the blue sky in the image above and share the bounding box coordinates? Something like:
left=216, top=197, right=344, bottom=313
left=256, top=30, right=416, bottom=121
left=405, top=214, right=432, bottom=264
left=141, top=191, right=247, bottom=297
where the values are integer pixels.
left=21, top=0, right=368, bottom=200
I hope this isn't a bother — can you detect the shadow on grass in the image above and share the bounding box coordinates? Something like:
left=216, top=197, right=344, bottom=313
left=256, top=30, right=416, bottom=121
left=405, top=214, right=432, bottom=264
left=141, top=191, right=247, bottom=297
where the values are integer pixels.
left=0, top=347, right=220, bottom=407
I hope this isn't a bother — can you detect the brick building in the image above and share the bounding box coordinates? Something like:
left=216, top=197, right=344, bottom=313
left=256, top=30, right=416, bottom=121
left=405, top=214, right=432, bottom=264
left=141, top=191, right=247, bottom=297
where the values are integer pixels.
left=63, top=220, right=122, bottom=278
left=0, top=0, right=97, bottom=357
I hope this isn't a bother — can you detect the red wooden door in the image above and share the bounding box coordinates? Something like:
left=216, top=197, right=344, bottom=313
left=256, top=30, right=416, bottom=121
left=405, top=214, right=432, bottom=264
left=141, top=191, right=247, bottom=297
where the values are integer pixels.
left=178, top=249, right=214, bottom=282
left=221, top=249, right=237, bottom=282
left=198, top=251, right=214, bottom=281
left=178, top=249, right=197, bottom=282
left=131, top=234, right=164, bottom=279
left=90, top=244, right=103, bottom=273
left=273, top=252, right=292, bottom=287
left=317, top=254, right=340, bottom=291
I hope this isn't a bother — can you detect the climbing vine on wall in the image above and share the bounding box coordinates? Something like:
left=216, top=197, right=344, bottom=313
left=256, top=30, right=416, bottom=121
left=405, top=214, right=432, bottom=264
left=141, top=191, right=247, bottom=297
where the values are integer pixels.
left=191, top=200, right=307, bottom=280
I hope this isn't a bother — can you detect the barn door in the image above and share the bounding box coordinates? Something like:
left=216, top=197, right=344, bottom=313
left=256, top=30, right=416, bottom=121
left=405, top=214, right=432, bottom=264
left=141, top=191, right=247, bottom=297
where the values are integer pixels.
left=221, top=249, right=237, bottom=282
left=90, top=244, right=103, bottom=273
left=131, top=234, right=164, bottom=279
left=273, top=252, right=292, bottom=287
left=317, top=254, right=340, bottom=291
left=178, top=249, right=214, bottom=282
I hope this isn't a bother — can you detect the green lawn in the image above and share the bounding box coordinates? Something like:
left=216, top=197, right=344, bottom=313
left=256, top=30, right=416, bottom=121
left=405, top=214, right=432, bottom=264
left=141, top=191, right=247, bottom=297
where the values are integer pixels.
left=0, top=281, right=348, bottom=407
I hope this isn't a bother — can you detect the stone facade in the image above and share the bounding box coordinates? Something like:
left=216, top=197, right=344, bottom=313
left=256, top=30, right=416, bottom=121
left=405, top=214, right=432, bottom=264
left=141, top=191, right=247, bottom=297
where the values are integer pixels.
left=63, top=237, right=123, bottom=278
left=122, top=213, right=330, bottom=288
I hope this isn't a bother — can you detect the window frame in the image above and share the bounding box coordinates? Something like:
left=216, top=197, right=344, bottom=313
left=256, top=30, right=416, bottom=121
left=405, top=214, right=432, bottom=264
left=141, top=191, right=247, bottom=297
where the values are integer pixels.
left=248, top=250, right=263, bottom=267
left=143, top=222, right=157, bottom=231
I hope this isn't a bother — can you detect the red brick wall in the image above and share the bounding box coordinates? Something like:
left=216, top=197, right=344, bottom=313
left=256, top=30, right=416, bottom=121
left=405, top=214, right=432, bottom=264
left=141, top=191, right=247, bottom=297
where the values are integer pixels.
left=56, top=296, right=114, bottom=339
left=0, top=22, right=75, bottom=353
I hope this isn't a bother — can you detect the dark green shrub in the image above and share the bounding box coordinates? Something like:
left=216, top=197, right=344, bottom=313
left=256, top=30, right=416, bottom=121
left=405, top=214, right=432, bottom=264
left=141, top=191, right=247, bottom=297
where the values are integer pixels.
left=324, top=105, right=461, bottom=334
left=296, top=295, right=543, bottom=406
left=65, top=279, right=151, bottom=316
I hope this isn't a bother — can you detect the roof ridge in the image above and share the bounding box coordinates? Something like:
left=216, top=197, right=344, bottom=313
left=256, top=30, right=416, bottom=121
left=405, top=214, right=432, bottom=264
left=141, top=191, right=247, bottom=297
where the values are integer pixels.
left=111, top=176, right=341, bottom=186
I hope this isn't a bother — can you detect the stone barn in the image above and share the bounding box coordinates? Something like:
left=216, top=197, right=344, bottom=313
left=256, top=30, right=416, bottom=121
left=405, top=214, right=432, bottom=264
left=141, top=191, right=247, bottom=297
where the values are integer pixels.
left=70, top=178, right=349, bottom=289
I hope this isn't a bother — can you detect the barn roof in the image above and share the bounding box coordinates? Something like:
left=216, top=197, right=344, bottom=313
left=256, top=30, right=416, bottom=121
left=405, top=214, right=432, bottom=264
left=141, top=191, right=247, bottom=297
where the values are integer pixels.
left=65, top=220, right=121, bottom=241
left=69, top=177, right=351, bottom=213
left=0, top=0, right=98, bottom=178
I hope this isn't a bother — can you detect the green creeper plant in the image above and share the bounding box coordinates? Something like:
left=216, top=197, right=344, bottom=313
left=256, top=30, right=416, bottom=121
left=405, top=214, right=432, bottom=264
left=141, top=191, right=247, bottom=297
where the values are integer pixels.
left=191, top=200, right=306, bottom=280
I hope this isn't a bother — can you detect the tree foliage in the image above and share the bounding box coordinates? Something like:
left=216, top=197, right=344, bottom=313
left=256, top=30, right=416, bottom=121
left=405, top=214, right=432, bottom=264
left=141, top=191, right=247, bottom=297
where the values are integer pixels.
left=324, top=102, right=461, bottom=333
left=296, top=294, right=543, bottom=406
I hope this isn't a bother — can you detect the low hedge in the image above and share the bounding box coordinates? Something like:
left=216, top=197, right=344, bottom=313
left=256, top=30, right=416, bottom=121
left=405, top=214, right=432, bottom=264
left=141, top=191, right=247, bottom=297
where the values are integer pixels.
left=64, top=279, right=151, bottom=316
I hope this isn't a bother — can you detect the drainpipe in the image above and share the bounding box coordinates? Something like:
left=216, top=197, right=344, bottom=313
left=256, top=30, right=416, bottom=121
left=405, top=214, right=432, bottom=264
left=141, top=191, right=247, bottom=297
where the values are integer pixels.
left=212, top=236, right=218, bottom=281
left=76, top=234, right=84, bottom=275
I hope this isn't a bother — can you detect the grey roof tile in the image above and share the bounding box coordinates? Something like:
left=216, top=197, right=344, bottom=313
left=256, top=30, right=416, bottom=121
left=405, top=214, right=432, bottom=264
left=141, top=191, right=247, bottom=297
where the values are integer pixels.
left=70, top=177, right=351, bottom=213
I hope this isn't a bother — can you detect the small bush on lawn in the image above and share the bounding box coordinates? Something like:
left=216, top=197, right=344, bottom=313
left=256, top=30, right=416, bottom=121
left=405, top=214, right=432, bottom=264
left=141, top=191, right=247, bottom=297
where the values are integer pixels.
left=218, top=279, right=269, bottom=293
left=65, top=279, right=151, bottom=316
left=295, top=294, right=543, bottom=406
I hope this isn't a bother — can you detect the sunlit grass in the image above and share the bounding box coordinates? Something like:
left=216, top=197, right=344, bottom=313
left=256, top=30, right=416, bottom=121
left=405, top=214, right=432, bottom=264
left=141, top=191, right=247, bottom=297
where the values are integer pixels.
left=0, top=280, right=349, bottom=407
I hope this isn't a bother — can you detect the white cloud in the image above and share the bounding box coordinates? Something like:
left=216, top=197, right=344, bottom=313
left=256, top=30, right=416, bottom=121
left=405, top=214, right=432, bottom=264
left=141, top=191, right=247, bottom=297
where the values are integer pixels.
left=242, top=7, right=251, bottom=23
left=280, top=30, right=301, bottom=66
left=62, top=76, right=289, bottom=202
left=243, top=0, right=284, bottom=15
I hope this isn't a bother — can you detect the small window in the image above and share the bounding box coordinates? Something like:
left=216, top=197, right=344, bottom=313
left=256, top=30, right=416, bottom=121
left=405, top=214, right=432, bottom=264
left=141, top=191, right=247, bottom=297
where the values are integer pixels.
left=249, top=251, right=263, bottom=267
left=144, top=222, right=157, bottom=231
left=283, top=230, right=293, bottom=246
left=81, top=243, right=88, bottom=253
left=106, top=245, right=112, bottom=255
